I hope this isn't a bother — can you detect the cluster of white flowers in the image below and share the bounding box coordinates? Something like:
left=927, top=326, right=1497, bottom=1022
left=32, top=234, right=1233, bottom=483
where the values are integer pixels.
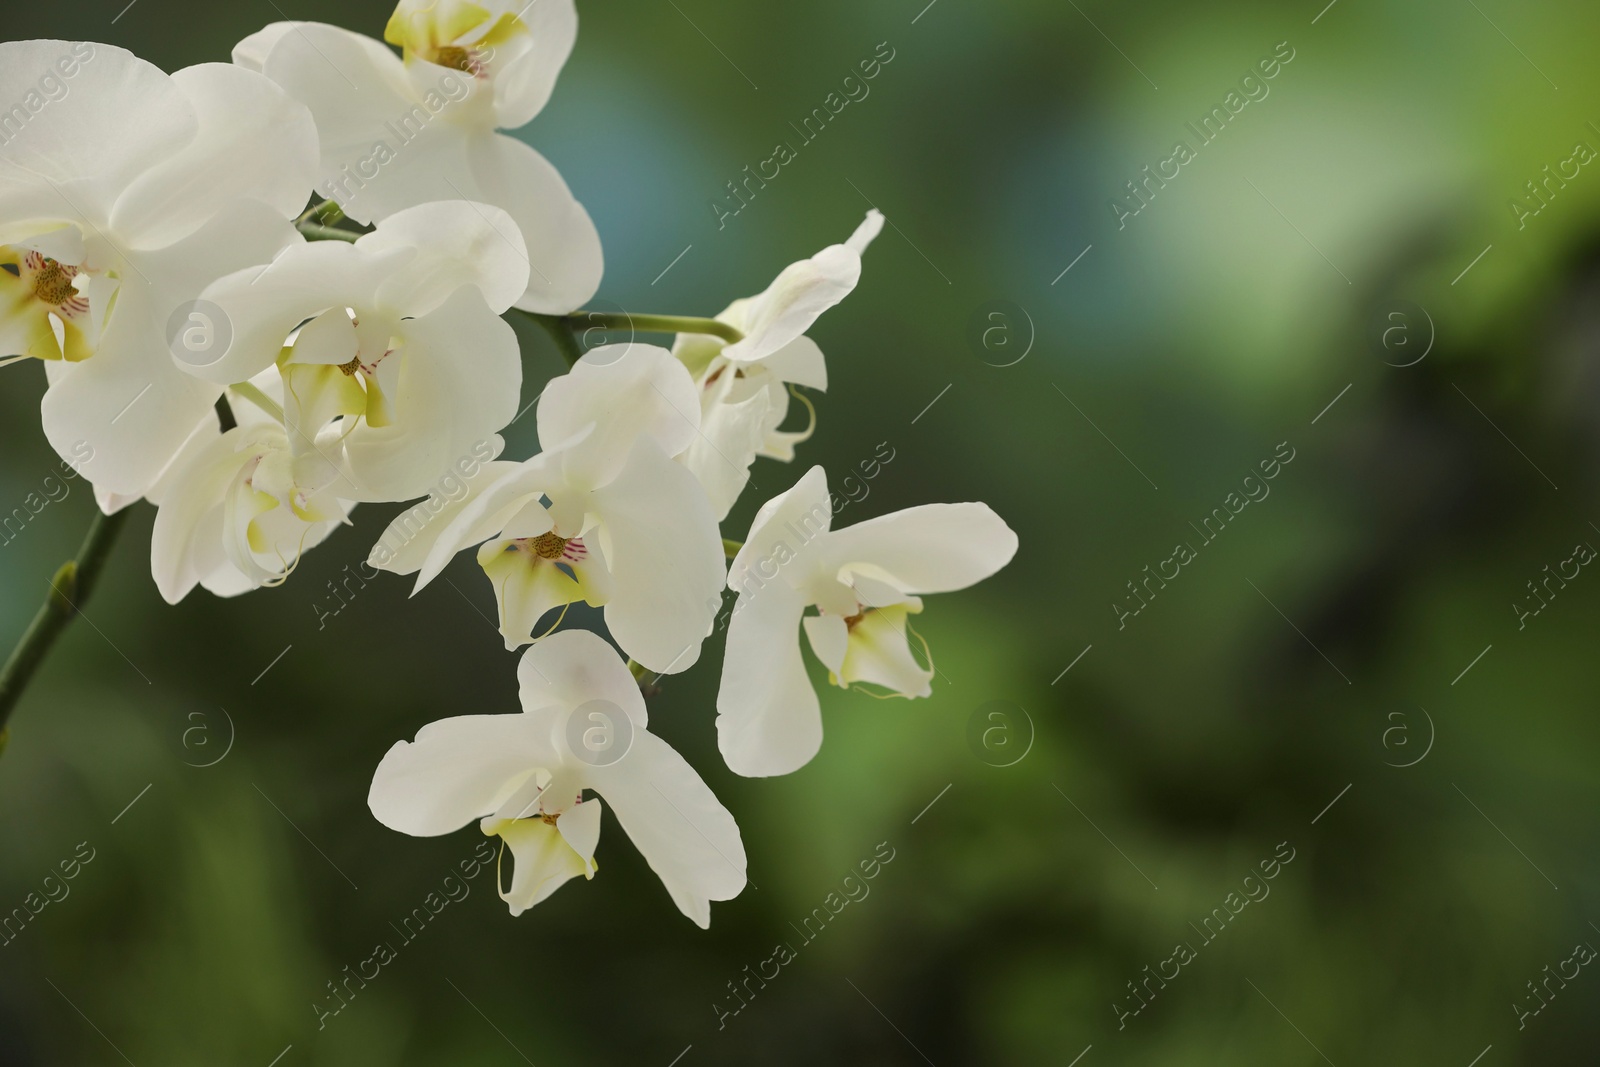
left=1, top=2, right=1016, bottom=928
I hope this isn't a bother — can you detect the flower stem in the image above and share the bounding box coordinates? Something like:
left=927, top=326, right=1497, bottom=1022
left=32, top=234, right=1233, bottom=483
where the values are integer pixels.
left=0, top=506, right=132, bottom=746
left=297, top=200, right=346, bottom=227
left=296, top=221, right=362, bottom=243
left=627, top=659, right=661, bottom=691
left=230, top=382, right=284, bottom=424
left=514, top=310, right=587, bottom=367
left=511, top=309, right=745, bottom=369
left=723, top=539, right=742, bottom=559
left=571, top=311, right=744, bottom=345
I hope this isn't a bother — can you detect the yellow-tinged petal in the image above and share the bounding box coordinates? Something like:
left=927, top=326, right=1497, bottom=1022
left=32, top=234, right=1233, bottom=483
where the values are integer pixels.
left=479, top=538, right=591, bottom=649
left=481, top=809, right=594, bottom=916
left=835, top=602, right=934, bottom=698
left=281, top=361, right=365, bottom=455
left=0, top=247, right=107, bottom=363
left=386, top=0, right=501, bottom=64
left=0, top=290, right=64, bottom=363
left=477, top=12, right=530, bottom=50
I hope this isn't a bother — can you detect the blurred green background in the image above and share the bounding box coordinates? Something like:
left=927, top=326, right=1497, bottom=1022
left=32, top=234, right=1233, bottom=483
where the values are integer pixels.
left=5, top=0, right=1600, bottom=1063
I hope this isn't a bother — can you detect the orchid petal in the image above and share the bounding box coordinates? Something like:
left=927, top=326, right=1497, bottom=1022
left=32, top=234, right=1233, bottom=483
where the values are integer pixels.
left=484, top=809, right=592, bottom=915
left=820, top=502, right=1019, bottom=594
left=681, top=368, right=775, bottom=521
left=338, top=284, right=521, bottom=502
left=537, top=343, right=701, bottom=489
left=470, top=132, right=601, bottom=314
left=717, top=210, right=883, bottom=365
left=584, top=731, right=746, bottom=927
left=367, top=454, right=518, bottom=576
left=727, top=464, right=832, bottom=594
left=516, top=629, right=646, bottom=728
left=369, top=713, right=559, bottom=837
left=364, top=199, right=529, bottom=315
left=110, top=62, right=317, bottom=248
left=590, top=435, right=724, bottom=674
left=0, top=42, right=194, bottom=224
left=716, top=578, right=820, bottom=778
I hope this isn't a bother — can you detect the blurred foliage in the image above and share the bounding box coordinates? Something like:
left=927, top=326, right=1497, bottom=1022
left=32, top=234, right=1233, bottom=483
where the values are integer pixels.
left=4, top=0, right=1600, bottom=1063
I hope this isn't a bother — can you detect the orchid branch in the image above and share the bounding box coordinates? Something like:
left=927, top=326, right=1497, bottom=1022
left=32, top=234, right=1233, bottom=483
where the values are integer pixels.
left=297, top=222, right=362, bottom=243
left=230, top=381, right=285, bottom=423
left=569, top=312, right=744, bottom=345
left=517, top=310, right=587, bottom=367
left=627, top=659, right=661, bottom=689
left=511, top=308, right=746, bottom=369
left=294, top=200, right=361, bottom=243
left=296, top=200, right=346, bottom=227
left=0, top=505, right=132, bottom=750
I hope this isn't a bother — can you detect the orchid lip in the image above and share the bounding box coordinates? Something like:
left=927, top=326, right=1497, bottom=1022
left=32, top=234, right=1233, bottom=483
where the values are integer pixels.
left=31, top=255, right=80, bottom=306
left=433, top=45, right=487, bottom=76
left=509, top=532, right=588, bottom=565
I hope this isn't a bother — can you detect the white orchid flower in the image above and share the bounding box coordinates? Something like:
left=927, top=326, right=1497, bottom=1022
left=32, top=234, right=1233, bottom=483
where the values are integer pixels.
left=234, top=3, right=602, bottom=314
left=370, top=343, right=725, bottom=674
left=718, top=465, right=1018, bottom=777
left=368, top=629, right=747, bottom=927
left=149, top=369, right=351, bottom=603
left=672, top=210, right=883, bottom=520
left=0, top=40, right=317, bottom=498
left=191, top=200, right=528, bottom=504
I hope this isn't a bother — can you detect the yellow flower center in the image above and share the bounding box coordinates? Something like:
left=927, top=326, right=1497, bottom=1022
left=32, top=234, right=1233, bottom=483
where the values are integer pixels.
left=434, top=45, right=479, bottom=73
left=385, top=1, right=529, bottom=77
left=531, top=532, right=570, bottom=560
left=32, top=259, right=77, bottom=306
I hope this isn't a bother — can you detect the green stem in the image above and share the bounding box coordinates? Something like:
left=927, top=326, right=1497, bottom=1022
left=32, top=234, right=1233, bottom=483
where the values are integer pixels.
left=215, top=394, right=238, bottom=433
left=0, top=506, right=132, bottom=744
left=296, top=221, right=362, bottom=243
left=627, top=659, right=661, bottom=690
left=511, top=309, right=746, bottom=369
left=297, top=200, right=346, bottom=227
left=230, top=382, right=284, bottom=424
left=723, top=539, right=742, bottom=559
left=515, top=310, right=587, bottom=367
left=573, top=312, right=744, bottom=345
